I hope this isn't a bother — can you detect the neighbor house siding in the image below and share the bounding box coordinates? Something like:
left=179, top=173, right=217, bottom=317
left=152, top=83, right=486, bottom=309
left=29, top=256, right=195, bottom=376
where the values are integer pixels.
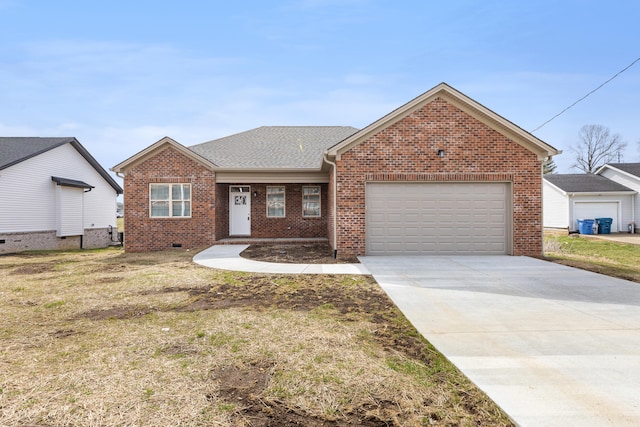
left=123, top=146, right=216, bottom=252
left=543, top=180, right=569, bottom=229
left=0, top=143, right=119, bottom=253
left=0, top=143, right=118, bottom=233
left=56, top=185, right=84, bottom=236
left=600, top=168, right=639, bottom=230
left=335, top=97, right=543, bottom=258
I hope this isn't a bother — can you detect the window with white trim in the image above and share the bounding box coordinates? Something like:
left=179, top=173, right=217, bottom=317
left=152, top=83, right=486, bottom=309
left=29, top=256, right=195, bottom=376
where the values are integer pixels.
left=302, top=186, right=321, bottom=217
left=150, top=183, right=191, bottom=218
left=267, top=186, right=285, bottom=218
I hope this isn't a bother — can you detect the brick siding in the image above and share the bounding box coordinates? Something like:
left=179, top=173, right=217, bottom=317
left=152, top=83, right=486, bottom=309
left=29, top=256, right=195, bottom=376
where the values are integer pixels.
left=123, top=147, right=216, bottom=252
left=334, top=97, right=543, bottom=258
left=123, top=146, right=329, bottom=251
left=220, top=183, right=328, bottom=239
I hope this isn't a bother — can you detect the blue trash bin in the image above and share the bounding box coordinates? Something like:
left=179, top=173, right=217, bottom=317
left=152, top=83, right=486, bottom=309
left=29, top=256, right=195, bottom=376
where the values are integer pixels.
left=595, top=218, right=613, bottom=234
left=577, top=219, right=594, bottom=235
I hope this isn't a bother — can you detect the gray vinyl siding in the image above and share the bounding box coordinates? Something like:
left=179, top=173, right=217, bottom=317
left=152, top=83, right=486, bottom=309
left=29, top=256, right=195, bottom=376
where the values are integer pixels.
left=0, top=143, right=118, bottom=234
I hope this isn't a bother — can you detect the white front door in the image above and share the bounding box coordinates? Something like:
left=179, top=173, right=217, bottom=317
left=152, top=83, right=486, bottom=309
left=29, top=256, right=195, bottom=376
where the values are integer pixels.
left=230, top=186, right=251, bottom=236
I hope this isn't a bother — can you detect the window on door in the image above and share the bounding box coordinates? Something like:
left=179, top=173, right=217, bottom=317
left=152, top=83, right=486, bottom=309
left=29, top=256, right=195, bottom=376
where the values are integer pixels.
left=150, top=183, right=191, bottom=217
left=267, top=186, right=285, bottom=217
left=302, top=186, right=321, bottom=217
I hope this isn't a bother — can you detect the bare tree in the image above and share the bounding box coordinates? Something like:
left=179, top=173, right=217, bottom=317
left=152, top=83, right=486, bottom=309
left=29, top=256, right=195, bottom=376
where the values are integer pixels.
left=572, top=124, right=626, bottom=173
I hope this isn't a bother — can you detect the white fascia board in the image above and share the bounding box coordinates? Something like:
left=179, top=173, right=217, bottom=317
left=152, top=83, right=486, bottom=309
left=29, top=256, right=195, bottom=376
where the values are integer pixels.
left=597, top=164, right=640, bottom=182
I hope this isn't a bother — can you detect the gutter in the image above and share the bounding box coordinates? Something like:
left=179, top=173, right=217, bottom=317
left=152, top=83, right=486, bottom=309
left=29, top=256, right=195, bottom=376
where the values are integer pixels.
left=566, top=191, right=636, bottom=196
left=323, top=152, right=338, bottom=258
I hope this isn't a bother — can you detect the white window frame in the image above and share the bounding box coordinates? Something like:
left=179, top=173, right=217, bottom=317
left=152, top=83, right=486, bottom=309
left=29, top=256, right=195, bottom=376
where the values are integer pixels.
left=302, top=186, right=321, bottom=218
left=266, top=186, right=285, bottom=218
left=149, top=183, right=192, bottom=218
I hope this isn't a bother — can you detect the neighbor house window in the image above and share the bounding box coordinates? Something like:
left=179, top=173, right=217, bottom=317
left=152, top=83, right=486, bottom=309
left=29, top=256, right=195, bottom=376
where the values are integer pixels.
left=302, top=186, right=321, bottom=218
left=150, top=183, right=191, bottom=218
left=267, top=186, right=285, bottom=217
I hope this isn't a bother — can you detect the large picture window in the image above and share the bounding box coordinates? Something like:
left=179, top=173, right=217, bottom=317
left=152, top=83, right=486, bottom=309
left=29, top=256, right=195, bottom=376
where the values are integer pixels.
left=150, top=183, right=191, bottom=218
left=267, top=186, right=285, bottom=218
left=302, top=186, right=321, bottom=218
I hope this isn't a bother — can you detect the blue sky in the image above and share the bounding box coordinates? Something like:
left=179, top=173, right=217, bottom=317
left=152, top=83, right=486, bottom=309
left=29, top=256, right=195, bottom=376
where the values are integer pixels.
left=1, top=0, right=639, bottom=177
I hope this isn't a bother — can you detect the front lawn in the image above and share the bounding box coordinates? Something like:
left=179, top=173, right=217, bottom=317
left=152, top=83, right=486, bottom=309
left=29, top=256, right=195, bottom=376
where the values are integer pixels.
left=0, top=248, right=512, bottom=426
left=544, top=234, right=640, bottom=283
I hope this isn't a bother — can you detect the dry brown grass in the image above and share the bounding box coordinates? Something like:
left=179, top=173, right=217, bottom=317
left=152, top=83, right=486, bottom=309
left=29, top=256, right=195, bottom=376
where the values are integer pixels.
left=0, top=247, right=513, bottom=426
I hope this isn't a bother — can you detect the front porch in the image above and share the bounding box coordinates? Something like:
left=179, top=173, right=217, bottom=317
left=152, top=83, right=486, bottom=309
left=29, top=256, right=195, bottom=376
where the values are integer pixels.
left=215, top=183, right=329, bottom=241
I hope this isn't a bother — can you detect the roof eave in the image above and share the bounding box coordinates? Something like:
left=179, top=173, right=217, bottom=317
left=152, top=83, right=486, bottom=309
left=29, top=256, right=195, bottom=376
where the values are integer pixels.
left=566, top=191, right=637, bottom=196
left=111, top=137, right=218, bottom=175
left=213, top=167, right=325, bottom=173
left=543, top=178, right=568, bottom=195
left=68, top=138, right=123, bottom=195
left=596, top=164, right=640, bottom=180
left=0, top=138, right=71, bottom=171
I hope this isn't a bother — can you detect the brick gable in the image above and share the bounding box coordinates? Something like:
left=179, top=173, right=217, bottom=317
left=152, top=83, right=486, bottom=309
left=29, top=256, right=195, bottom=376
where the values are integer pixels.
left=123, top=146, right=216, bottom=252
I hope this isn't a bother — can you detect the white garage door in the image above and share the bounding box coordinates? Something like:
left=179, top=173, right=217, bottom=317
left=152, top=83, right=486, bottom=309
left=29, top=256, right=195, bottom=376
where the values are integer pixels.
left=366, top=182, right=509, bottom=255
left=574, top=202, right=619, bottom=232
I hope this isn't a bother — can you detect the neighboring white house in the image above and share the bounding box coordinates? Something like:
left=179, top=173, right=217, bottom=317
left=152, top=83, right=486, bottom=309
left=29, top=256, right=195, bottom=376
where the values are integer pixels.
left=543, top=173, right=636, bottom=233
left=597, top=163, right=640, bottom=233
left=0, top=137, right=123, bottom=254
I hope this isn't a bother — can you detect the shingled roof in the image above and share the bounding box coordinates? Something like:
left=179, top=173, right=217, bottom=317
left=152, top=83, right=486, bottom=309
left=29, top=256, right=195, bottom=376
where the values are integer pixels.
left=0, top=137, right=122, bottom=194
left=544, top=173, right=634, bottom=193
left=189, top=126, right=359, bottom=169
left=0, top=137, right=73, bottom=170
left=604, top=163, right=640, bottom=178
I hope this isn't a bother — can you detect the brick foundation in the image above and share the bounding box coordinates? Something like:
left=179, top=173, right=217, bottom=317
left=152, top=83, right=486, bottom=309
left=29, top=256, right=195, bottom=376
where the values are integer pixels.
left=0, top=228, right=117, bottom=254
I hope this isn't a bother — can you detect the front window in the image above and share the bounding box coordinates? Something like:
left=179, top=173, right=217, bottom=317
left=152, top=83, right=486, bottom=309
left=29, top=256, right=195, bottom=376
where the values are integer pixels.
left=302, top=186, right=321, bottom=217
left=267, top=186, right=285, bottom=218
left=150, top=183, right=191, bottom=218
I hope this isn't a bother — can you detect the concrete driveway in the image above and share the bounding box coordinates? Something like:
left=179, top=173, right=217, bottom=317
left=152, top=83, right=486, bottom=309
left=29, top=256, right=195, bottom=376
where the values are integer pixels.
left=358, top=255, right=640, bottom=427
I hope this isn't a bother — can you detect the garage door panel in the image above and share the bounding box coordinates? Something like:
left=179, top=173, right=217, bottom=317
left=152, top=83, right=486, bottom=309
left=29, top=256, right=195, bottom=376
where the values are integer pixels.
left=574, top=202, right=619, bottom=232
left=366, top=182, right=509, bottom=255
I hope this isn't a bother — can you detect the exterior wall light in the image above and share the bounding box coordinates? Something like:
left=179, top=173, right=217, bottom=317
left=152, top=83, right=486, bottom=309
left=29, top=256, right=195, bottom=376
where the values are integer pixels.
left=437, top=149, right=445, bottom=158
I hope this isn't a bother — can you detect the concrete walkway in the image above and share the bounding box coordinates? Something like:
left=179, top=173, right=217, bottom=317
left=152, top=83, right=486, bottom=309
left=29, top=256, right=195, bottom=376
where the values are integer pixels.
left=359, top=256, right=640, bottom=427
left=193, top=244, right=370, bottom=275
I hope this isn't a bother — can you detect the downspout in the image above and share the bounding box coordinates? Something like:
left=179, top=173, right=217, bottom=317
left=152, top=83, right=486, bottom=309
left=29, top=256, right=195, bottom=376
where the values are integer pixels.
left=323, top=153, right=338, bottom=258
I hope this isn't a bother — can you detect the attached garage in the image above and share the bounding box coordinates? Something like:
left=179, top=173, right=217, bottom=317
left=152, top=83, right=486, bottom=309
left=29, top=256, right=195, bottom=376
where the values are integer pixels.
left=325, top=83, right=561, bottom=258
left=366, top=182, right=511, bottom=255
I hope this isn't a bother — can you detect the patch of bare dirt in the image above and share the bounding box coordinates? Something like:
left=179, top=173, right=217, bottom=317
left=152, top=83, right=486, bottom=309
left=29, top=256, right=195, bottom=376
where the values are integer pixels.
left=212, top=361, right=397, bottom=426
left=79, top=305, right=157, bottom=321
left=77, top=276, right=428, bottom=369
left=241, top=244, right=359, bottom=264
left=9, top=262, right=57, bottom=275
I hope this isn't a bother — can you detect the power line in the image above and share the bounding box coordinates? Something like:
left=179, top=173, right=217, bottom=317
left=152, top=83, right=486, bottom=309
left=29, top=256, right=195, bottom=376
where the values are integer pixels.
left=532, top=56, right=640, bottom=132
